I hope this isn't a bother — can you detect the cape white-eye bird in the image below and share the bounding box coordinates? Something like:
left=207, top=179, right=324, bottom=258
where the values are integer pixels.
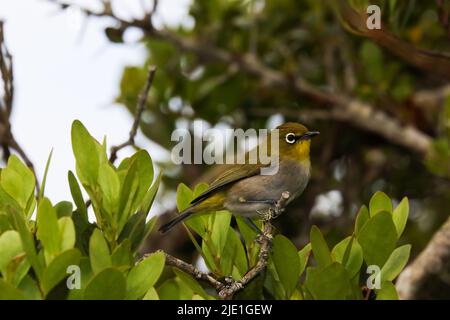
left=159, top=122, right=319, bottom=233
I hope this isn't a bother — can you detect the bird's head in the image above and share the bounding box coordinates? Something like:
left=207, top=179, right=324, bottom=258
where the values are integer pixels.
left=275, top=122, right=320, bottom=161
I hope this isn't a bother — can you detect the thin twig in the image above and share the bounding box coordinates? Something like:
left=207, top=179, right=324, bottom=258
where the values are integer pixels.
left=161, top=251, right=224, bottom=291
left=109, top=65, right=156, bottom=163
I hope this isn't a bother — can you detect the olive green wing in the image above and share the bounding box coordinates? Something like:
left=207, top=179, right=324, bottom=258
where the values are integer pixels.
left=190, top=163, right=264, bottom=205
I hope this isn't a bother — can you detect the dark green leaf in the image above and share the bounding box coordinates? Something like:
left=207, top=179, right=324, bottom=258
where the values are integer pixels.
left=310, top=225, right=332, bottom=268
left=84, top=267, right=126, bottom=300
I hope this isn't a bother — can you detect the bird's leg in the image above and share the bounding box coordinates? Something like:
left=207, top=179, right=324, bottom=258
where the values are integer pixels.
left=238, top=197, right=281, bottom=220
left=244, top=217, right=264, bottom=236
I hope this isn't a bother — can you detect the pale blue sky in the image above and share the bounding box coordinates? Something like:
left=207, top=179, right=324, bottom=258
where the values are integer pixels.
left=0, top=0, right=190, bottom=208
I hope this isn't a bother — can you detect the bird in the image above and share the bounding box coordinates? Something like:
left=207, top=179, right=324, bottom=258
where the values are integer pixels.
left=159, top=122, right=319, bottom=234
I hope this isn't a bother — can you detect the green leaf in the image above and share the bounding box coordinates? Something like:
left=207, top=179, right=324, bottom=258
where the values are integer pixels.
left=0, top=278, right=26, bottom=300
left=176, top=183, right=193, bottom=212
left=71, top=120, right=100, bottom=187
left=55, top=201, right=73, bottom=218
left=117, top=160, right=139, bottom=230
left=12, top=258, right=31, bottom=287
left=137, top=215, right=158, bottom=251
left=89, top=229, right=111, bottom=274
left=18, top=275, right=41, bottom=300
left=68, top=171, right=88, bottom=222
left=126, top=251, right=165, bottom=300
left=118, top=211, right=146, bottom=252
left=310, top=225, right=332, bottom=268
left=9, top=209, right=43, bottom=280
left=357, top=211, right=398, bottom=267
left=111, top=239, right=133, bottom=268
left=219, top=227, right=248, bottom=278
left=0, top=155, right=35, bottom=209
left=305, top=263, right=352, bottom=300
left=130, top=151, right=154, bottom=209
left=143, top=286, right=159, bottom=300
left=331, top=236, right=363, bottom=278
left=355, top=205, right=369, bottom=235
left=41, top=248, right=81, bottom=296
left=38, top=149, right=53, bottom=202
left=84, top=267, right=126, bottom=300
left=173, top=268, right=208, bottom=299
left=139, top=171, right=162, bottom=215
left=58, top=217, right=76, bottom=251
left=272, top=235, right=301, bottom=298
left=392, top=197, right=409, bottom=238
left=381, top=244, right=411, bottom=282
left=0, top=230, right=23, bottom=276
left=209, top=211, right=231, bottom=256
left=98, top=163, right=120, bottom=218
left=298, top=243, right=311, bottom=277
left=36, top=198, right=60, bottom=264
left=376, top=281, right=399, bottom=300
left=158, top=278, right=193, bottom=300
left=369, top=191, right=393, bottom=216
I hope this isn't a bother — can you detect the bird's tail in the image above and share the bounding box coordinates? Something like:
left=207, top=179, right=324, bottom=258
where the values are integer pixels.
left=158, top=209, right=193, bottom=234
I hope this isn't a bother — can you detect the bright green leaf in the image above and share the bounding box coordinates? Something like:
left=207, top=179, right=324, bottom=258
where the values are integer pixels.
left=58, top=217, right=76, bottom=252
left=369, top=191, right=393, bottom=216
left=355, top=205, right=369, bottom=235
left=381, top=244, right=411, bottom=282
left=392, top=197, right=409, bottom=238
left=71, top=120, right=100, bottom=187
left=89, top=229, right=111, bottom=274
left=0, top=155, right=35, bottom=209
left=357, top=211, right=398, bottom=267
left=36, top=198, right=60, bottom=264
left=332, top=236, right=363, bottom=278
left=0, top=230, right=23, bottom=274
left=376, top=281, right=399, bottom=300
left=298, top=243, right=311, bottom=277
left=126, top=251, right=165, bottom=300
left=42, top=248, right=81, bottom=296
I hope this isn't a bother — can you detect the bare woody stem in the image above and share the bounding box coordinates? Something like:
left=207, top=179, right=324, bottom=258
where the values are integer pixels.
left=109, top=66, right=157, bottom=164
left=396, top=216, right=450, bottom=299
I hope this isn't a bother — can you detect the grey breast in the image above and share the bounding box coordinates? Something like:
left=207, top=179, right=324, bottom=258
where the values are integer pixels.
left=223, top=159, right=311, bottom=217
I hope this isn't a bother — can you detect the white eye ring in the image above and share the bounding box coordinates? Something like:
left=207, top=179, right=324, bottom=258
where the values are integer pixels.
left=285, top=133, right=296, bottom=144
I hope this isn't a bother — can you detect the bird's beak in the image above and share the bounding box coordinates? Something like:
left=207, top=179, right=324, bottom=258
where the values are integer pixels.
left=299, top=131, right=320, bottom=140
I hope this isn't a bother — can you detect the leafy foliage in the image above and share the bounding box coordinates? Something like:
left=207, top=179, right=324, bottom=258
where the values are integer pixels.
left=0, top=121, right=410, bottom=299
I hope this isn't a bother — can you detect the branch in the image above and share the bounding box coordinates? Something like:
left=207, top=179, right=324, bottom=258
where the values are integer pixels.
left=161, top=251, right=224, bottom=291
left=152, top=192, right=289, bottom=300
left=396, top=216, right=450, bottom=299
left=49, top=0, right=434, bottom=158
left=109, top=65, right=156, bottom=163
left=337, top=0, right=450, bottom=79
left=0, top=21, right=40, bottom=192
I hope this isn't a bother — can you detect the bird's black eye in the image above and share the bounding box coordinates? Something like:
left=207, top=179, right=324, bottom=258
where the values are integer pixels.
left=285, top=133, right=296, bottom=144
